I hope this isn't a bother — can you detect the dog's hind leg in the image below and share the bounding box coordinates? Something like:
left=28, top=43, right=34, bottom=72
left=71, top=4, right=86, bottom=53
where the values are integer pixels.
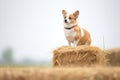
left=85, top=38, right=91, bottom=45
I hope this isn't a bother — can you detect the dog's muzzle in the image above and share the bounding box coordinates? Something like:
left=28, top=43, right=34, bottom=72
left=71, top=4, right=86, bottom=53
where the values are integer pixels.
left=64, top=19, right=68, bottom=23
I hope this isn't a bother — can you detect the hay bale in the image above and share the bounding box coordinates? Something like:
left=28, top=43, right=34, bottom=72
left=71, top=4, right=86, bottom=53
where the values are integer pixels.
left=0, top=67, right=120, bottom=80
left=106, top=48, right=120, bottom=66
left=53, top=45, right=107, bottom=67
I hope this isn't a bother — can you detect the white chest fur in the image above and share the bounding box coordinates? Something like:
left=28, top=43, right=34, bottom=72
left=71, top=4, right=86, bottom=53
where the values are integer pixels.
left=64, top=29, right=76, bottom=42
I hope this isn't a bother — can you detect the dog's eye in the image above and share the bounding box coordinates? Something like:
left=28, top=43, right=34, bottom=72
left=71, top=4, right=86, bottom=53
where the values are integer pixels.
left=69, top=17, right=72, bottom=19
left=64, top=17, right=66, bottom=18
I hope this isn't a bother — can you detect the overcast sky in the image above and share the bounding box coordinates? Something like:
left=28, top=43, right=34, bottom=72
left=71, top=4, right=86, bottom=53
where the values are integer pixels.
left=0, top=0, right=120, bottom=61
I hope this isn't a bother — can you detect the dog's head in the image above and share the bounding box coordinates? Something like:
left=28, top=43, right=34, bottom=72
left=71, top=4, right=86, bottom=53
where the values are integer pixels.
left=62, top=10, right=79, bottom=27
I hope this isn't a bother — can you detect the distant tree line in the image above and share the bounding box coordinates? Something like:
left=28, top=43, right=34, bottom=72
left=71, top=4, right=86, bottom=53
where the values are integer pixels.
left=1, top=47, right=14, bottom=64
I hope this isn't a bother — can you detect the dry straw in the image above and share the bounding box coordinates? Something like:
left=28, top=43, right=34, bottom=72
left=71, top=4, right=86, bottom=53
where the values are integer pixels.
left=0, top=67, right=120, bottom=80
left=53, top=45, right=107, bottom=67
left=106, top=48, right=120, bottom=66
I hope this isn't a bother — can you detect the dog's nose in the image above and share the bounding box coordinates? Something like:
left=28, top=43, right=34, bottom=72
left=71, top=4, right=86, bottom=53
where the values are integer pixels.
left=65, top=19, right=68, bottom=23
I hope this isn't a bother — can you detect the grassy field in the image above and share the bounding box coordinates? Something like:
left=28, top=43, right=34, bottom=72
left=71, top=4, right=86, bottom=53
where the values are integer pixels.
left=0, top=66, right=120, bottom=80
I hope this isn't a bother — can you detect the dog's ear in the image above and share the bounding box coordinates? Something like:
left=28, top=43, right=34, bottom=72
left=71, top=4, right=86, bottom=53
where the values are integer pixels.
left=73, top=10, right=79, bottom=18
left=62, top=9, right=67, bottom=17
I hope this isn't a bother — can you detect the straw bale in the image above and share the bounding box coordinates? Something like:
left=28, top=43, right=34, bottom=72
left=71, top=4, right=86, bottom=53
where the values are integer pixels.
left=0, top=67, right=120, bottom=80
left=106, top=48, right=120, bottom=66
left=53, top=45, right=107, bottom=67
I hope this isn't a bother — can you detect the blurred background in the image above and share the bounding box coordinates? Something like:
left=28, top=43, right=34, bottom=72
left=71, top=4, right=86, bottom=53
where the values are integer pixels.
left=0, top=0, right=120, bottom=66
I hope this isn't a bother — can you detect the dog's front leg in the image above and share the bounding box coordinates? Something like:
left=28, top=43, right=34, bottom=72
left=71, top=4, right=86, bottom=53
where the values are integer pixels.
left=68, top=41, right=71, bottom=46
left=74, top=40, right=79, bottom=47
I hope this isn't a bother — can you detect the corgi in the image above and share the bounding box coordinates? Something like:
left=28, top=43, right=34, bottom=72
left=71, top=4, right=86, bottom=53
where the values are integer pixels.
left=62, top=10, right=91, bottom=46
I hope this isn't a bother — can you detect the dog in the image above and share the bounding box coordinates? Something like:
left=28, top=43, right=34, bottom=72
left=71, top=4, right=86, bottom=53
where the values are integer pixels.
left=62, top=10, right=91, bottom=46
